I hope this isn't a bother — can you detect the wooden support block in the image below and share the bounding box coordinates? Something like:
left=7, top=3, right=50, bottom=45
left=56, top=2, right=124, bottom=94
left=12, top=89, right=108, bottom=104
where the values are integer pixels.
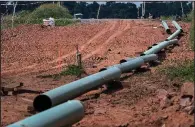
left=1, top=82, right=23, bottom=96
left=76, top=53, right=82, bottom=67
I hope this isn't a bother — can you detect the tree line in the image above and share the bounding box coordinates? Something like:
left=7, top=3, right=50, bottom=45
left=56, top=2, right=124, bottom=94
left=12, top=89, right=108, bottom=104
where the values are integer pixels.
left=0, top=1, right=193, bottom=19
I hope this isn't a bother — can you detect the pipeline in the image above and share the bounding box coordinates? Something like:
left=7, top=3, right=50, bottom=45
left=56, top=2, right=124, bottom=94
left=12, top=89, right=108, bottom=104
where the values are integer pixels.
left=165, top=20, right=183, bottom=40
left=33, top=67, right=121, bottom=112
left=162, top=20, right=171, bottom=34
left=141, top=39, right=178, bottom=55
left=166, top=29, right=182, bottom=41
left=111, top=58, right=144, bottom=73
left=100, top=57, right=144, bottom=73
left=119, top=54, right=158, bottom=63
left=7, top=100, right=84, bottom=127
left=9, top=21, right=183, bottom=127
left=172, top=20, right=183, bottom=32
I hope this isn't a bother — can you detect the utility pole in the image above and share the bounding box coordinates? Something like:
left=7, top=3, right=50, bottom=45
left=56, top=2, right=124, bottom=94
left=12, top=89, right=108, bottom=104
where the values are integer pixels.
left=142, top=2, right=146, bottom=18
left=180, top=2, right=184, bottom=17
left=12, top=1, right=17, bottom=28
left=97, top=4, right=101, bottom=19
left=58, top=1, right=61, bottom=7
left=142, top=2, right=143, bottom=17
left=6, top=2, right=8, bottom=15
left=144, top=1, right=145, bottom=16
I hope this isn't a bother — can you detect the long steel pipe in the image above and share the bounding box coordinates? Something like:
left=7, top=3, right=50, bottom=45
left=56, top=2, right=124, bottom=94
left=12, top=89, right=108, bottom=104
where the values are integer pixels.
left=172, top=20, right=183, bottom=32
left=142, top=39, right=178, bottom=55
left=166, top=29, right=182, bottom=41
left=7, top=100, right=84, bottom=127
left=100, top=57, right=144, bottom=73
left=162, top=20, right=171, bottom=34
left=140, top=54, right=158, bottom=62
left=33, top=67, right=121, bottom=111
left=119, top=54, right=158, bottom=63
left=114, top=58, right=144, bottom=73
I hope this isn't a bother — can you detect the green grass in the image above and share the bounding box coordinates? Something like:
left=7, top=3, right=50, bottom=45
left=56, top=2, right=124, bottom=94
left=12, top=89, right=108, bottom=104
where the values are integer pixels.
left=60, top=65, right=84, bottom=76
left=1, top=17, right=78, bottom=29
left=161, top=12, right=193, bottom=22
left=159, top=60, right=194, bottom=82
left=190, top=21, right=194, bottom=50
left=190, top=11, right=194, bottom=50
left=37, top=65, right=84, bottom=80
left=30, top=3, right=72, bottom=19
left=161, top=16, right=173, bottom=20
left=182, top=11, right=194, bottom=22
left=55, top=19, right=79, bottom=26
left=1, top=4, right=77, bottom=29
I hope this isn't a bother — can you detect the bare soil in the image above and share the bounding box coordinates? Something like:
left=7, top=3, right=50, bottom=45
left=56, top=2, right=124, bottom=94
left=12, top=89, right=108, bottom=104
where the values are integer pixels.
left=1, top=20, right=194, bottom=127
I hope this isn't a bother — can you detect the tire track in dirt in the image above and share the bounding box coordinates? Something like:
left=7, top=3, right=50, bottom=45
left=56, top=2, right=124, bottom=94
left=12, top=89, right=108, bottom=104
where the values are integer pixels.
left=1, top=20, right=128, bottom=76
left=50, top=20, right=130, bottom=70
left=48, top=21, right=118, bottom=64
left=49, top=21, right=120, bottom=70
left=1, top=21, right=118, bottom=76
left=82, top=20, right=130, bottom=60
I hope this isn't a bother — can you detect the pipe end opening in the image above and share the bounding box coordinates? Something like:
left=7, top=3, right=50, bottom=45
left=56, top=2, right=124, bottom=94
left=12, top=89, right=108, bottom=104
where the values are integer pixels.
left=166, top=29, right=171, bottom=34
left=33, top=95, right=52, bottom=112
left=119, top=59, right=127, bottom=64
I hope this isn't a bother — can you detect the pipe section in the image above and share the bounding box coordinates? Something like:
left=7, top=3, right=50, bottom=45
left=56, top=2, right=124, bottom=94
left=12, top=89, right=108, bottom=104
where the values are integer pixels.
left=33, top=67, right=121, bottom=112
left=162, top=20, right=171, bottom=34
left=166, top=29, right=181, bottom=41
left=119, top=58, right=135, bottom=63
left=115, top=58, right=144, bottom=73
left=140, top=54, right=158, bottom=62
left=102, top=58, right=144, bottom=73
left=7, top=100, right=84, bottom=127
left=120, top=54, right=158, bottom=63
left=142, top=39, right=178, bottom=55
left=172, top=20, right=183, bottom=32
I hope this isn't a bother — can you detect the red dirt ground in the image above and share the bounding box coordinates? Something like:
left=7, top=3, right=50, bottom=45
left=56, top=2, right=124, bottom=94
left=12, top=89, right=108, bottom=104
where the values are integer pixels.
left=1, top=20, right=194, bottom=127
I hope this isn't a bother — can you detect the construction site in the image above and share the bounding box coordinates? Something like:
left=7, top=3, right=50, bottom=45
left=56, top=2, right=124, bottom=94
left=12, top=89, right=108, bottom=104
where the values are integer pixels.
left=1, top=1, right=194, bottom=127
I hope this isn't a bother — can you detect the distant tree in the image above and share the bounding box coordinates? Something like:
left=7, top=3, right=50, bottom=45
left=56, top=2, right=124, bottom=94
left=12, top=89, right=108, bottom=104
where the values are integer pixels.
left=139, top=1, right=192, bottom=18
left=1, top=1, right=192, bottom=19
left=30, top=3, right=72, bottom=19
left=74, top=2, right=88, bottom=18
left=99, top=2, right=137, bottom=19
left=87, top=2, right=99, bottom=18
left=63, top=1, right=76, bottom=15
